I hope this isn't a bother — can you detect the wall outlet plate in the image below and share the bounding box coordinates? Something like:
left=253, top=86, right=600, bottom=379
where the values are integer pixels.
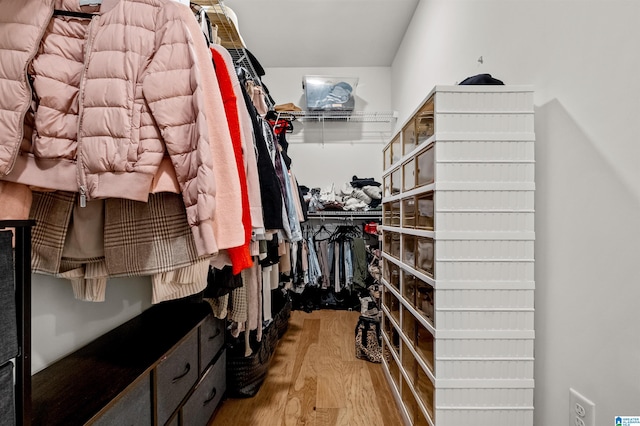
left=569, top=388, right=595, bottom=426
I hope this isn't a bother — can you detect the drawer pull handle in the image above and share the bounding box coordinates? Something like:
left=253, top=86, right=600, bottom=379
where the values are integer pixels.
left=172, top=363, right=191, bottom=383
left=203, top=387, right=217, bottom=405
left=208, top=329, right=221, bottom=341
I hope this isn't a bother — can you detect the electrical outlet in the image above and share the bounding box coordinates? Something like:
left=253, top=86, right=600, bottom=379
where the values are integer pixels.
left=569, top=388, right=595, bottom=426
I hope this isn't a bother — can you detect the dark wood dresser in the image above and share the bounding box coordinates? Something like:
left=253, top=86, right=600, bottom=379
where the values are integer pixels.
left=31, top=300, right=226, bottom=426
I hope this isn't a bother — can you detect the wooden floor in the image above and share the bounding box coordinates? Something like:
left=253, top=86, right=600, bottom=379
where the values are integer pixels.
left=209, top=310, right=403, bottom=426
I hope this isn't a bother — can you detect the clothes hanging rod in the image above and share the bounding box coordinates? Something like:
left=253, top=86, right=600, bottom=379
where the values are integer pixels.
left=281, top=111, right=398, bottom=123
left=307, top=211, right=382, bottom=221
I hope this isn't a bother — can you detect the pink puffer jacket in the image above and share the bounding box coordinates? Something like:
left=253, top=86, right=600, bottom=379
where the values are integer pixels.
left=0, top=0, right=219, bottom=256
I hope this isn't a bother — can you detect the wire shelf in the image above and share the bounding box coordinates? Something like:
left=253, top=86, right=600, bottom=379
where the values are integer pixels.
left=307, top=210, right=382, bottom=220
left=195, top=0, right=275, bottom=109
left=278, top=110, right=398, bottom=123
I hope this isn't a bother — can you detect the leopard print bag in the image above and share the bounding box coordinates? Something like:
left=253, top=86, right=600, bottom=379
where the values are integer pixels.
left=355, top=315, right=383, bottom=363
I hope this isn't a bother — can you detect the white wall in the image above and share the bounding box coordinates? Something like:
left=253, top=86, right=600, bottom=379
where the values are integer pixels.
left=262, top=67, right=392, bottom=190
left=392, top=1, right=640, bottom=424
left=31, top=275, right=151, bottom=373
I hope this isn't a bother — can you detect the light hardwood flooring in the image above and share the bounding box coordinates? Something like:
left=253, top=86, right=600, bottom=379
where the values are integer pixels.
left=210, top=310, right=403, bottom=426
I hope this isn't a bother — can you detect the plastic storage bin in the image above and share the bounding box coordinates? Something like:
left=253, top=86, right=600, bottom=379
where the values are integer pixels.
left=383, top=314, right=401, bottom=356
left=383, top=257, right=400, bottom=291
left=384, top=287, right=401, bottom=324
left=302, top=75, right=358, bottom=111
left=384, top=346, right=401, bottom=388
left=402, top=197, right=416, bottom=228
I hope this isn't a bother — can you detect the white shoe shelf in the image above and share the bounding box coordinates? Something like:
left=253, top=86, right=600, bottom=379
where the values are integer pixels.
left=380, top=85, right=535, bottom=426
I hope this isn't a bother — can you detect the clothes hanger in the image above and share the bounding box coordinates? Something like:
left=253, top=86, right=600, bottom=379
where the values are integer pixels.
left=313, top=224, right=332, bottom=241
left=265, top=110, right=296, bottom=122
left=236, top=66, right=249, bottom=83
left=342, top=224, right=362, bottom=239
left=266, top=112, right=294, bottom=135
left=53, top=10, right=98, bottom=19
left=330, top=224, right=359, bottom=243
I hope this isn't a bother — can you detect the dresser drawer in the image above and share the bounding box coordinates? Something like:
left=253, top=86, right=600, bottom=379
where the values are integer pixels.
left=90, top=374, right=151, bottom=426
left=166, top=414, right=179, bottom=426
left=182, top=350, right=226, bottom=426
left=0, top=230, right=17, bottom=364
left=155, top=331, right=199, bottom=425
left=199, top=315, right=225, bottom=374
left=0, top=361, right=15, bottom=426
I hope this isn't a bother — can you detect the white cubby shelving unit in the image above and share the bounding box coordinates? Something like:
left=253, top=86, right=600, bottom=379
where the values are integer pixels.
left=380, top=85, right=535, bottom=426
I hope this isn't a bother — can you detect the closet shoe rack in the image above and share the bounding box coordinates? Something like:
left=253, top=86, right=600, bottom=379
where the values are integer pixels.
left=380, top=86, right=536, bottom=425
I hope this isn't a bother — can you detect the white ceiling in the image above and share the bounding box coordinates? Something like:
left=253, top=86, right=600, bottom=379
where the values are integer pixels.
left=222, top=0, right=420, bottom=68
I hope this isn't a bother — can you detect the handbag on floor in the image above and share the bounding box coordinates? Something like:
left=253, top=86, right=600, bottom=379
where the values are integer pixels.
left=355, top=315, right=382, bottom=363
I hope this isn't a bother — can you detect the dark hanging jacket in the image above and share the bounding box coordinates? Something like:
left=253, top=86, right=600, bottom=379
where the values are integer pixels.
left=239, top=83, right=284, bottom=230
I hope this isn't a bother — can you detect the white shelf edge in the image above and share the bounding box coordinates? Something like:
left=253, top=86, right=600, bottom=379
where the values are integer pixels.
left=435, top=231, right=536, bottom=241
left=380, top=355, right=413, bottom=426
left=434, top=133, right=536, bottom=142
left=381, top=226, right=435, bottom=238
left=383, top=137, right=431, bottom=168
left=436, top=406, right=535, bottom=411
left=380, top=184, right=435, bottom=201
left=382, top=326, right=436, bottom=426
left=380, top=182, right=536, bottom=194
left=436, top=356, right=535, bottom=362
left=436, top=258, right=535, bottom=263
left=399, top=366, right=437, bottom=426
left=434, top=281, right=536, bottom=290
left=436, top=330, right=535, bottom=339
left=384, top=133, right=536, bottom=166
left=435, top=209, right=536, bottom=213
left=382, top=253, right=538, bottom=291
left=434, top=182, right=536, bottom=191
left=382, top=278, right=436, bottom=335
left=436, top=307, right=534, bottom=313
left=381, top=253, right=436, bottom=287
left=435, top=110, right=534, bottom=115
left=381, top=304, right=402, bottom=339
left=380, top=227, right=535, bottom=241
left=435, top=378, right=535, bottom=389
left=381, top=325, right=402, bottom=366
left=382, top=328, right=436, bottom=426
left=387, top=307, right=436, bottom=382
left=435, top=159, right=536, bottom=164
left=401, top=333, right=437, bottom=384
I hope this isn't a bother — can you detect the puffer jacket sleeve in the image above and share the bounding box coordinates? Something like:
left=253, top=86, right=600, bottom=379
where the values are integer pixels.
left=142, top=2, right=217, bottom=257
left=0, top=0, right=54, bottom=177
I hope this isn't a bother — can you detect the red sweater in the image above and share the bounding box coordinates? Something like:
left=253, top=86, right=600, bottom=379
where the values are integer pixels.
left=211, top=47, right=253, bottom=273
